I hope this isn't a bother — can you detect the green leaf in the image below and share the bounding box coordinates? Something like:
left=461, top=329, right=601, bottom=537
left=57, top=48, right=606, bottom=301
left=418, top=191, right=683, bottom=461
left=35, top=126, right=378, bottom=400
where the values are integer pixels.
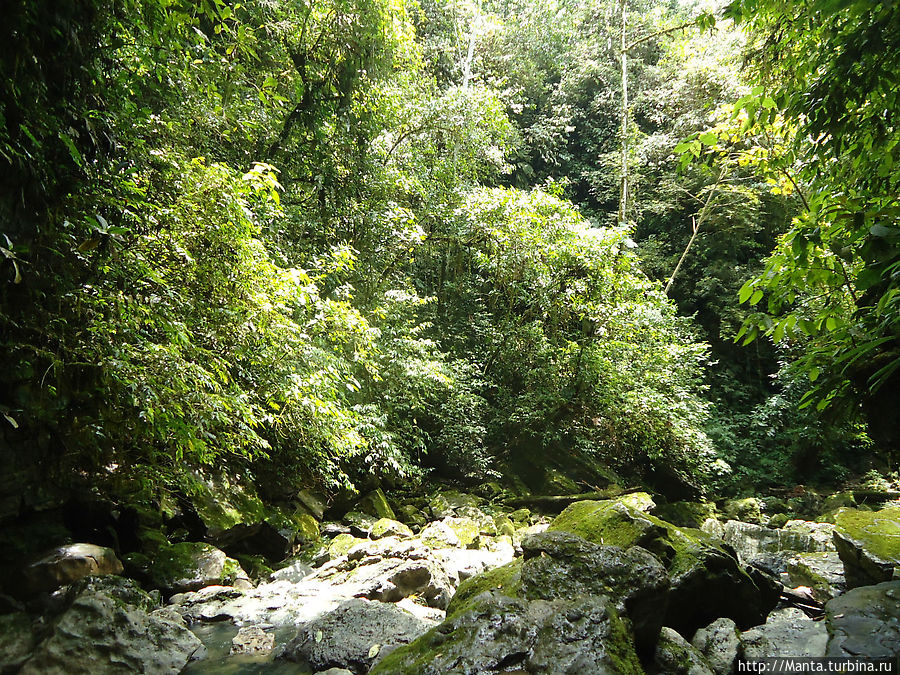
left=738, top=281, right=754, bottom=303
left=749, top=289, right=763, bottom=305
left=699, top=132, right=718, bottom=146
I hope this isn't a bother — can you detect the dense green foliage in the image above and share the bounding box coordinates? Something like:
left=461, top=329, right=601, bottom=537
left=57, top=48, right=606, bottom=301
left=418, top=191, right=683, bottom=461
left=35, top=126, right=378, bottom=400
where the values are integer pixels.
left=1, top=0, right=894, bottom=503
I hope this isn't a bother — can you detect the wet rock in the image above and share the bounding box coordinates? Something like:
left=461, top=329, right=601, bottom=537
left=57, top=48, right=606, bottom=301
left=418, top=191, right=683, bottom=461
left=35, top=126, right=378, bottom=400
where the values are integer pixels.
left=230, top=625, right=275, bottom=655
left=356, top=489, right=395, bottom=520
left=549, top=499, right=777, bottom=635
left=370, top=518, right=413, bottom=539
left=519, top=530, right=669, bottom=652
left=825, top=580, right=900, bottom=658
left=833, top=507, right=900, bottom=588
left=24, top=543, right=123, bottom=594
left=740, top=608, right=827, bottom=658
left=149, top=542, right=247, bottom=594
left=19, top=576, right=203, bottom=674
left=691, top=618, right=740, bottom=675
left=370, top=591, right=642, bottom=674
left=279, top=598, right=430, bottom=674
left=652, top=627, right=714, bottom=675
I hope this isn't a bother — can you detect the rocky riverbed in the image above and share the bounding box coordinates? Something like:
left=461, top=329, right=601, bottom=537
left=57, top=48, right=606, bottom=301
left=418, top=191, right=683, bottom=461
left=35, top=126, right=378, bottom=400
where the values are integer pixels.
left=2, top=484, right=900, bottom=673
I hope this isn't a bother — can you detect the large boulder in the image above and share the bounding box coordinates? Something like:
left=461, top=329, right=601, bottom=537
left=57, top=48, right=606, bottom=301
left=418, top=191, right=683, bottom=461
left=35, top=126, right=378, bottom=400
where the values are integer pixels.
left=740, top=608, right=828, bottom=659
left=0, top=613, right=38, bottom=672
left=370, top=592, right=644, bottom=674
left=279, top=598, right=430, bottom=674
left=24, top=543, right=123, bottom=594
left=826, top=580, right=900, bottom=657
left=148, top=542, right=247, bottom=594
left=356, top=489, right=395, bottom=520
left=519, top=530, right=670, bottom=653
left=722, top=520, right=831, bottom=563
left=19, top=576, right=204, bottom=674
left=784, top=551, right=846, bottom=602
left=549, top=499, right=778, bottom=635
left=652, top=501, right=717, bottom=529
left=833, top=507, right=900, bottom=588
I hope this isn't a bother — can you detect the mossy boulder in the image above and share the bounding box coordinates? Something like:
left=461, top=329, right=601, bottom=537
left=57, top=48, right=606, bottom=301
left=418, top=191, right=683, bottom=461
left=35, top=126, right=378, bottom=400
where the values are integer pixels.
left=723, top=498, right=765, bottom=525
left=428, top=491, right=482, bottom=519
left=446, top=559, right=524, bottom=615
left=653, top=501, right=717, bottom=529
left=148, top=542, right=247, bottom=594
left=519, top=530, right=669, bottom=653
left=24, top=543, right=124, bottom=595
left=370, top=518, right=414, bottom=539
left=328, top=533, right=366, bottom=557
left=356, top=488, right=395, bottom=520
left=370, top=592, right=643, bottom=674
left=834, top=506, right=900, bottom=588
left=549, top=499, right=778, bottom=635
left=785, top=552, right=845, bottom=602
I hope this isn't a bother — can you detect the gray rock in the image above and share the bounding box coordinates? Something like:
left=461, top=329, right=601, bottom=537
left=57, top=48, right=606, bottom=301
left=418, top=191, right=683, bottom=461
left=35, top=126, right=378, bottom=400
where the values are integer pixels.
left=24, top=543, right=123, bottom=593
left=418, top=519, right=461, bottom=548
left=692, top=617, right=740, bottom=675
left=723, top=521, right=831, bottom=563
left=785, top=551, right=846, bottom=602
left=314, top=669, right=354, bottom=675
left=652, top=627, right=714, bottom=675
left=369, top=591, right=643, bottom=674
left=149, top=542, right=247, bottom=594
left=342, top=511, right=377, bottom=537
left=520, top=530, right=670, bottom=653
left=270, top=560, right=314, bottom=583
left=741, top=608, right=827, bottom=659
left=783, top=520, right=836, bottom=551
left=230, top=625, right=275, bottom=655
left=297, top=489, right=327, bottom=520
left=279, top=598, right=429, bottom=674
left=19, top=577, right=203, bottom=674
left=826, top=580, right=900, bottom=657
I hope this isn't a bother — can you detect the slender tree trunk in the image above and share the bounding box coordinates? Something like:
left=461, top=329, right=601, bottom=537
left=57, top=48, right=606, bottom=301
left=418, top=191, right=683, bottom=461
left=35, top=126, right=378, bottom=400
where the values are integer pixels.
left=618, top=0, right=629, bottom=226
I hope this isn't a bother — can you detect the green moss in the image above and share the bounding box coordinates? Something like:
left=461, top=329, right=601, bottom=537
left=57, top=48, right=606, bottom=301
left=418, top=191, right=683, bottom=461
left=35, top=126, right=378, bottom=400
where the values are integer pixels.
left=723, top=498, right=765, bottom=525
left=357, top=488, right=395, bottom=520
left=548, top=500, right=662, bottom=548
left=446, top=559, right=523, bottom=616
left=221, top=556, right=242, bottom=584
left=835, top=507, right=900, bottom=563
left=293, top=513, right=320, bottom=543
left=233, top=554, right=273, bottom=581
left=328, top=533, right=364, bottom=557
left=653, top=501, right=717, bottom=529
left=370, top=518, right=414, bottom=538
left=446, top=517, right=480, bottom=547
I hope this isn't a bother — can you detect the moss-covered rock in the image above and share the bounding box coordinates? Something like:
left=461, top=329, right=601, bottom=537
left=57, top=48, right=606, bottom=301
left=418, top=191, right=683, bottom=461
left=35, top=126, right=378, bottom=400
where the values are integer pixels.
left=549, top=499, right=778, bottom=635
left=541, top=468, right=581, bottom=495
left=370, top=518, right=414, bottom=539
left=328, top=533, right=366, bottom=557
left=653, top=501, right=717, bottom=529
left=767, top=513, right=790, bottom=529
left=370, top=592, right=644, bottom=675
left=509, top=508, right=532, bottom=524
left=723, top=498, right=765, bottom=525
left=652, top=626, right=714, bottom=675
left=356, top=488, right=395, bottom=520
left=148, top=542, right=246, bottom=594
left=428, top=491, right=482, bottom=519
left=785, top=552, right=845, bottom=602
left=834, top=506, right=900, bottom=588
left=446, top=558, right=524, bottom=616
